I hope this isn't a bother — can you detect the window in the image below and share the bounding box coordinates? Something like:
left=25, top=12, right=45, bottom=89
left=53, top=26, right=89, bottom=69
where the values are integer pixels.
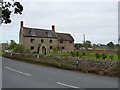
left=30, top=30, right=36, bottom=36
left=31, top=39, right=35, bottom=43
left=70, top=41, right=72, bottom=43
left=31, top=46, right=34, bottom=50
left=50, top=46, right=53, bottom=49
left=62, top=47, right=65, bottom=49
left=60, top=41, right=63, bottom=43
left=47, top=32, right=52, bottom=37
left=41, top=39, right=44, bottom=43
left=50, top=40, right=52, bottom=43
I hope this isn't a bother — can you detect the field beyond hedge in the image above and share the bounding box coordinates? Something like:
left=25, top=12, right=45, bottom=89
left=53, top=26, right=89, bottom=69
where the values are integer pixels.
left=46, top=50, right=118, bottom=61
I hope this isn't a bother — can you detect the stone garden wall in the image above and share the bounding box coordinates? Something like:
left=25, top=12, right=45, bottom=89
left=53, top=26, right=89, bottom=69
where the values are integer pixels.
left=23, top=54, right=119, bottom=69
left=3, top=53, right=120, bottom=76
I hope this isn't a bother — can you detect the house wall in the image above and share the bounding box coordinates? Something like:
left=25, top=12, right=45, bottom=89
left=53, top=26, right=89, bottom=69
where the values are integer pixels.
left=21, top=37, right=58, bottom=53
left=19, top=28, right=24, bottom=45
left=20, top=27, right=74, bottom=53
left=1, top=43, right=9, bottom=50
left=21, top=36, right=74, bottom=53
left=58, top=40, right=74, bottom=52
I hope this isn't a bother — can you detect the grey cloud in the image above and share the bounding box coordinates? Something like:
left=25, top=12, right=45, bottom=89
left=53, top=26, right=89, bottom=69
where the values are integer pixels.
left=1, top=2, right=118, bottom=44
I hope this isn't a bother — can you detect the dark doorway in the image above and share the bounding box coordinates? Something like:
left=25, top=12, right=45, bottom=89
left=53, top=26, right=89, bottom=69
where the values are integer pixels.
left=37, top=47, right=40, bottom=54
left=42, top=46, right=46, bottom=55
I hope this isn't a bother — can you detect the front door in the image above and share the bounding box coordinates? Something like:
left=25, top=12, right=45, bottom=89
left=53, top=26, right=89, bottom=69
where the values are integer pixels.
left=42, top=46, right=46, bottom=55
left=37, top=47, right=40, bottom=54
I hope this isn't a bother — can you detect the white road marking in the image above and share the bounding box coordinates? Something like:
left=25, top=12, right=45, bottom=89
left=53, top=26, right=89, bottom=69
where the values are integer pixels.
left=4, top=67, right=32, bottom=77
left=57, top=82, right=80, bottom=88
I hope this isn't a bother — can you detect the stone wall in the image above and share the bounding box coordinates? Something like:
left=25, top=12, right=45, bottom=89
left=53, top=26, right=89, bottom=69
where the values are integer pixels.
left=20, top=36, right=74, bottom=53
left=4, top=53, right=119, bottom=76
left=21, top=37, right=58, bottom=53
left=23, top=54, right=119, bottom=69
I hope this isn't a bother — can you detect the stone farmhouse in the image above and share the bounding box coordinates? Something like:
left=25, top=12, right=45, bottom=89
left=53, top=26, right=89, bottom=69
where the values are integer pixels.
left=19, top=21, right=74, bottom=54
left=0, top=43, right=9, bottom=50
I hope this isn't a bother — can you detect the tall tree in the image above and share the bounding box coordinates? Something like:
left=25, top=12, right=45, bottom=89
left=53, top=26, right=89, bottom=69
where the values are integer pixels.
left=9, top=40, right=17, bottom=49
left=74, top=43, right=82, bottom=49
left=14, top=44, right=25, bottom=53
left=83, top=40, right=92, bottom=49
left=0, top=1, right=23, bottom=24
left=107, top=42, right=114, bottom=49
left=92, top=43, right=97, bottom=49
left=9, top=40, right=25, bottom=53
left=114, top=44, right=119, bottom=50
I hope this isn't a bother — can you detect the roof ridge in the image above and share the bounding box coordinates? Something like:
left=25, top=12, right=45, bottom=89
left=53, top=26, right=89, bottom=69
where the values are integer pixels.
left=56, top=32, right=71, bottom=35
left=23, top=26, right=52, bottom=31
left=22, top=26, right=74, bottom=41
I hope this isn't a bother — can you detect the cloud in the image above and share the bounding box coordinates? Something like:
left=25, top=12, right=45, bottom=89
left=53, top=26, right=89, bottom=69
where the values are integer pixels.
left=1, top=2, right=118, bottom=44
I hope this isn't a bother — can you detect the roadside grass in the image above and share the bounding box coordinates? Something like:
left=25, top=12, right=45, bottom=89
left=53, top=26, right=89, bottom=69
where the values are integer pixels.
left=46, top=51, right=118, bottom=61
left=2, top=53, right=77, bottom=71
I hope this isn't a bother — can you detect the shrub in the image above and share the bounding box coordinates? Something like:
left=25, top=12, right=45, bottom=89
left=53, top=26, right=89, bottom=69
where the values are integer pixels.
left=53, top=46, right=61, bottom=53
left=118, top=50, right=120, bottom=60
left=100, top=67, right=119, bottom=76
left=95, top=53, right=101, bottom=59
left=78, top=53, right=82, bottom=58
left=78, top=63, right=89, bottom=73
left=70, top=51, right=82, bottom=57
left=88, top=67, right=100, bottom=74
left=109, top=55, right=114, bottom=60
left=70, top=51, right=76, bottom=57
left=25, top=49, right=31, bottom=54
left=15, top=44, right=25, bottom=53
left=101, top=53, right=107, bottom=60
left=76, top=51, right=79, bottom=56
left=82, top=52, right=86, bottom=56
left=60, top=63, right=74, bottom=70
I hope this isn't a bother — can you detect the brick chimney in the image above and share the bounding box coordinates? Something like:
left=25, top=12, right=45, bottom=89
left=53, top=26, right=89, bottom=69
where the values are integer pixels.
left=20, top=21, right=23, bottom=28
left=52, top=25, right=55, bottom=32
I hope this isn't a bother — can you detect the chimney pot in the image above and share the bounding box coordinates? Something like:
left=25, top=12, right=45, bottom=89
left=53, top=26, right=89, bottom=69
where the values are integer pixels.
left=52, top=25, right=55, bottom=32
left=20, top=21, right=23, bottom=28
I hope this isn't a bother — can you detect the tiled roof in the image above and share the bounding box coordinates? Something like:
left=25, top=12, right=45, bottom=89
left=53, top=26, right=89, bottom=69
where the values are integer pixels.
left=22, top=27, right=74, bottom=41
left=23, top=27, right=57, bottom=38
left=56, top=33, right=74, bottom=41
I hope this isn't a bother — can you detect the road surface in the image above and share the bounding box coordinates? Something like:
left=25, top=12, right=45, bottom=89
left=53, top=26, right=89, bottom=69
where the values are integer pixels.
left=2, top=57, right=118, bottom=89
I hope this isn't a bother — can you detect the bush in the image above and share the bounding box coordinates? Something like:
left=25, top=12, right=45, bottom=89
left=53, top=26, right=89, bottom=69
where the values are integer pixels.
left=60, top=63, right=74, bottom=70
left=101, top=53, right=107, bottom=60
left=25, top=49, right=31, bottom=54
left=82, top=52, right=86, bottom=56
left=70, top=51, right=76, bottom=57
left=70, top=51, right=82, bottom=57
left=109, top=55, right=114, bottom=60
left=78, top=63, right=89, bottom=73
left=14, top=44, right=25, bottom=53
left=76, top=51, right=79, bottom=56
left=100, top=67, right=119, bottom=76
left=95, top=53, right=101, bottom=59
left=88, top=67, right=100, bottom=74
left=53, top=46, right=61, bottom=53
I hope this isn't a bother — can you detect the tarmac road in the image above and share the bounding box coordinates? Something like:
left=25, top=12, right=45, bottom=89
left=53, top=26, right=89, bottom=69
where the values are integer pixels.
left=2, top=57, right=118, bottom=89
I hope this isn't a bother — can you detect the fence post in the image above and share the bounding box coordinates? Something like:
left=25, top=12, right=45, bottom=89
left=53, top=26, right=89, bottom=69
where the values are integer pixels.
left=76, top=59, right=79, bottom=66
left=11, top=53, right=12, bottom=56
left=37, top=55, right=39, bottom=58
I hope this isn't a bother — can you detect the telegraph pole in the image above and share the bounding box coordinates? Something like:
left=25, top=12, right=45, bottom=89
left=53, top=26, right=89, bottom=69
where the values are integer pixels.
left=83, top=34, right=85, bottom=43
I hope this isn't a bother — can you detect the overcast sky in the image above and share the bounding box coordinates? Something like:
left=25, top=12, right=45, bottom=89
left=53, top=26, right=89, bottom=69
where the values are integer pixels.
left=1, top=0, right=118, bottom=44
